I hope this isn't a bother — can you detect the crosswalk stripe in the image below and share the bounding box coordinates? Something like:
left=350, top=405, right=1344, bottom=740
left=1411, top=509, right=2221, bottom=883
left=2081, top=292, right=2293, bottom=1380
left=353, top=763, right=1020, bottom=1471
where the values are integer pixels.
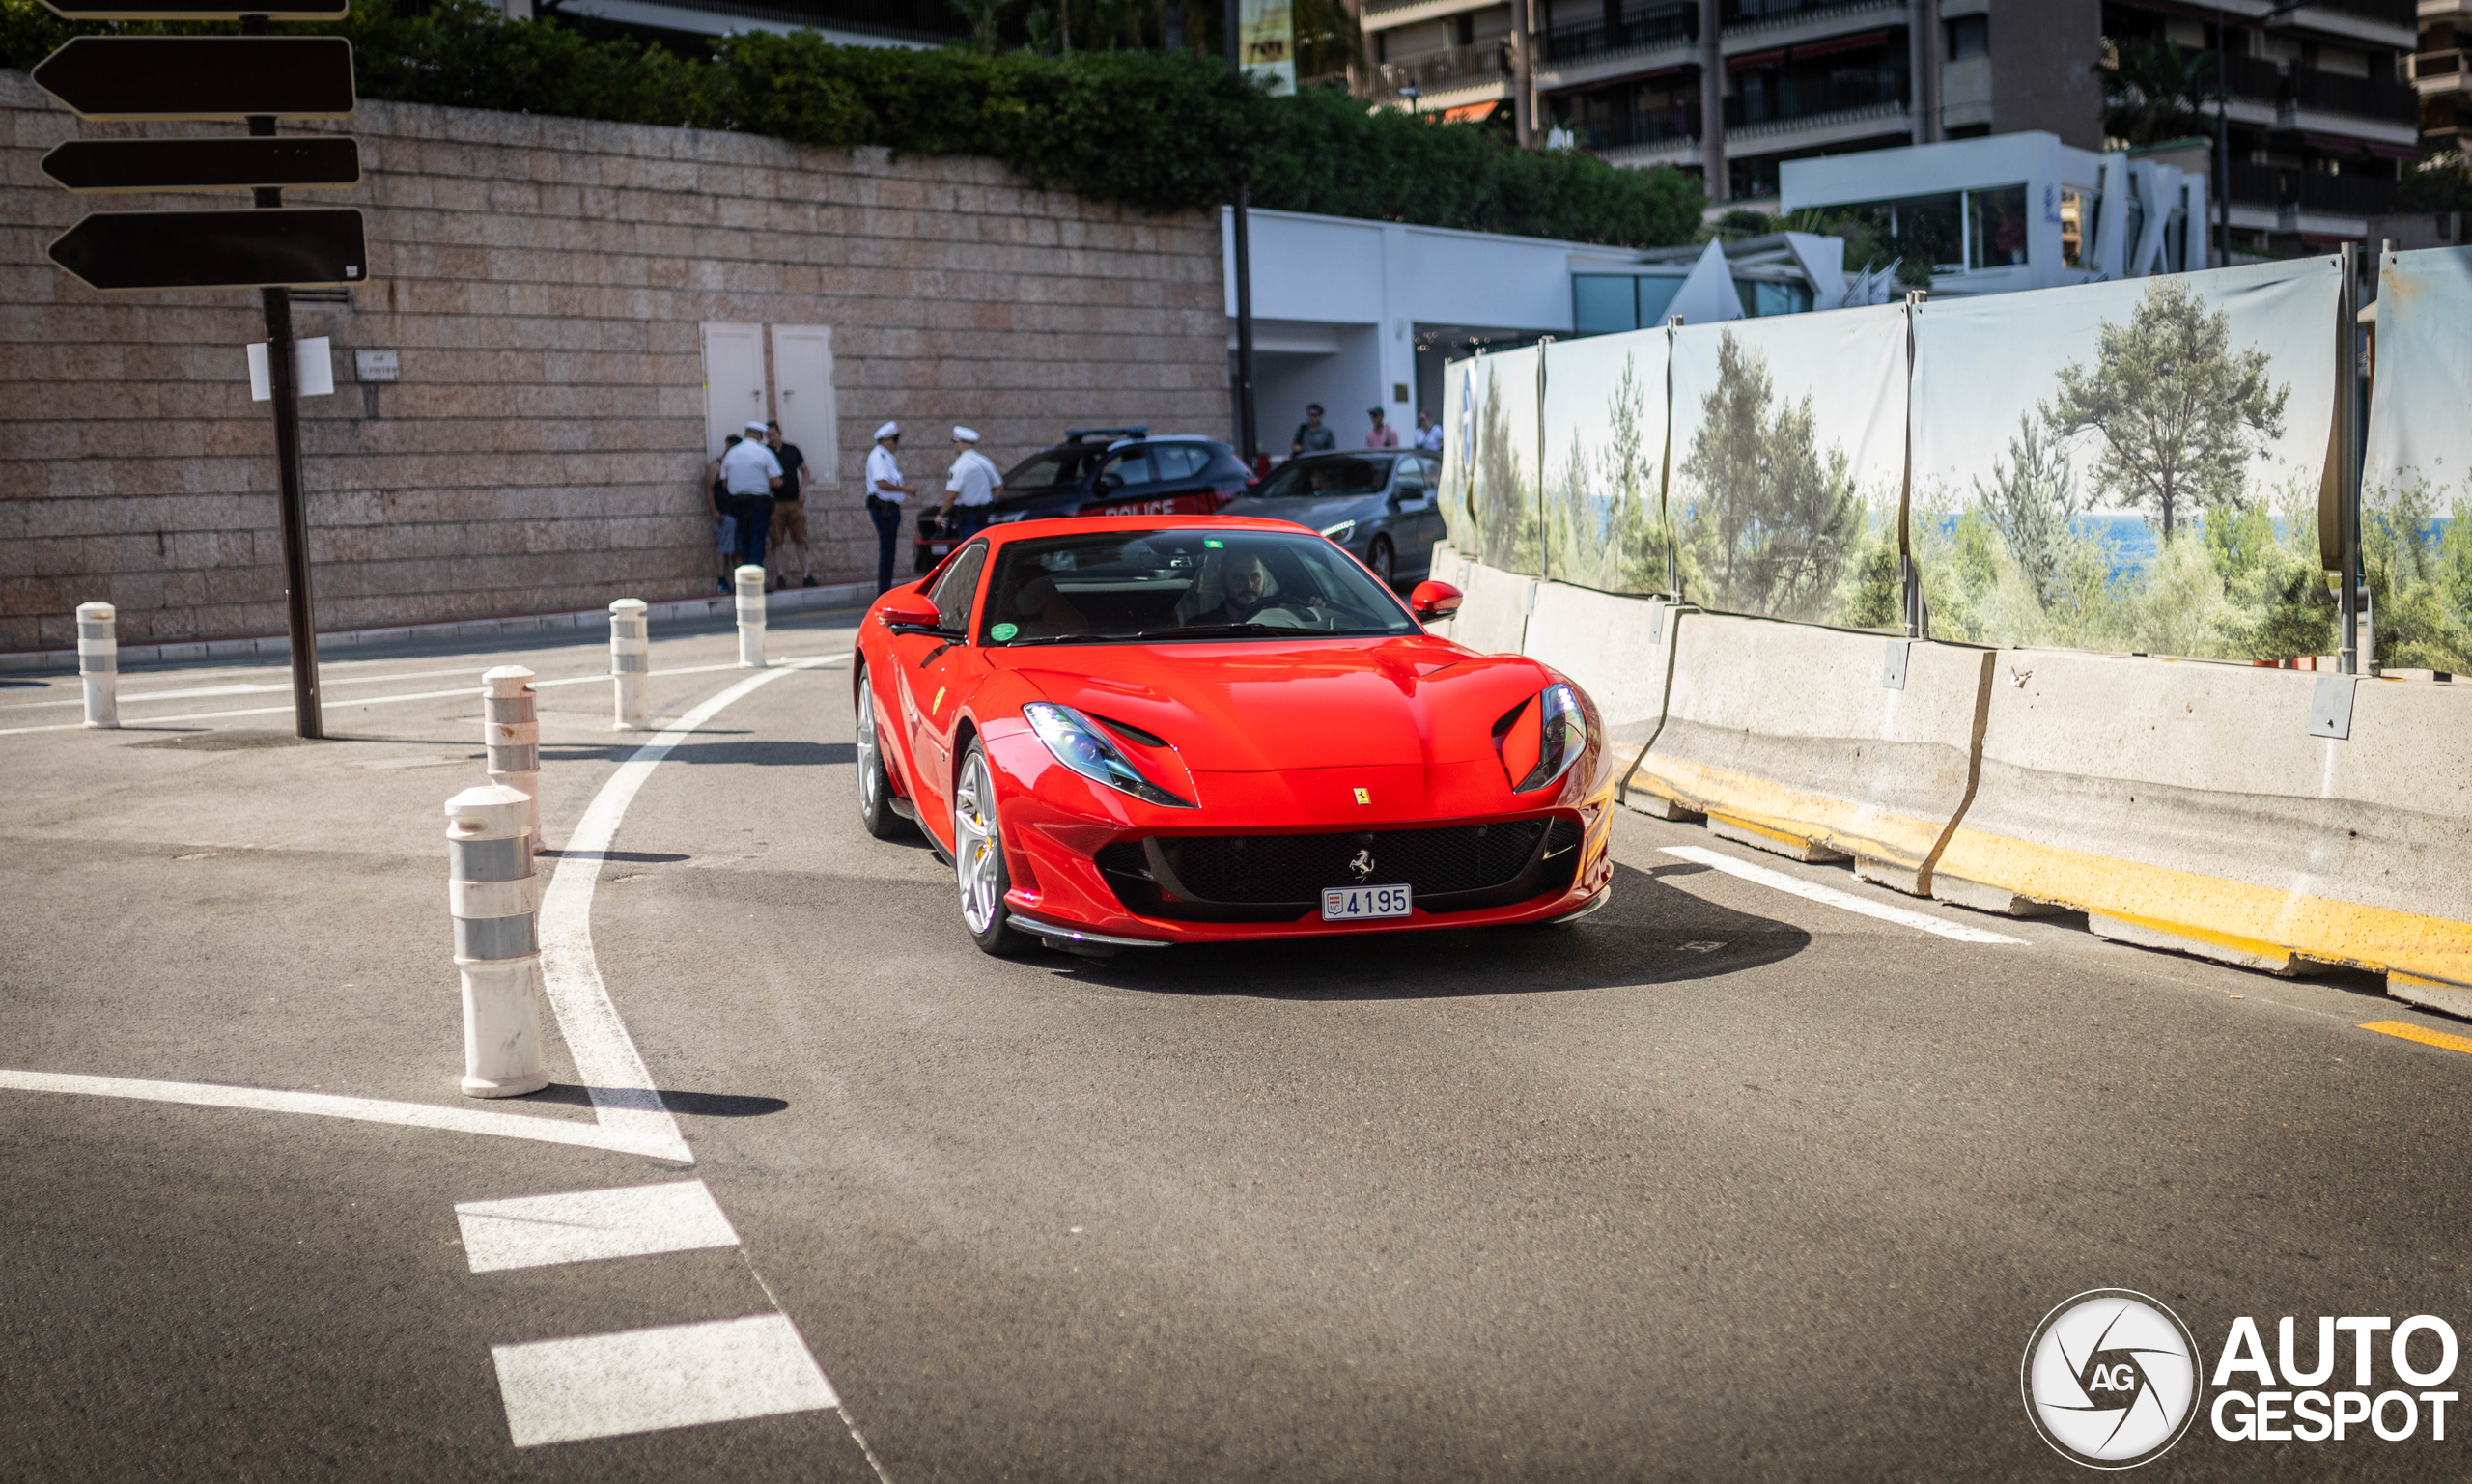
left=491, top=1313, right=839, bottom=1447
left=456, top=1180, right=741, bottom=1274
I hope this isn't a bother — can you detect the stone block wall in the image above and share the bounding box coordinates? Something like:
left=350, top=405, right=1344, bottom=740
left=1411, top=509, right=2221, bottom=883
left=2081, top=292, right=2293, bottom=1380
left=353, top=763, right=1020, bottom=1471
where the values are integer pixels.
left=0, top=70, right=1230, bottom=651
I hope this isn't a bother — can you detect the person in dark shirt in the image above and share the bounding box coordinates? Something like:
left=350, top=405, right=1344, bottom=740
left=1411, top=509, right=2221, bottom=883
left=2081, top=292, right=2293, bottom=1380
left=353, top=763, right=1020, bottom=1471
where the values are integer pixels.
left=1290, top=403, right=1335, bottom=456
left=764, top=421, right=815, bottom=590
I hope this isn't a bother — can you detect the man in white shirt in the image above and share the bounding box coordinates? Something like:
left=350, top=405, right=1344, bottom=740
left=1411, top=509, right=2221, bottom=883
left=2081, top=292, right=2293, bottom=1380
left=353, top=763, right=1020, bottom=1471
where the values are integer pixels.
left=1412, top=409, right=1445, bottom=454
left=939, top=426, right=1003, bottom=541
left=865, top=421, right=912, bottom=593
left=717, top=418, right=783, bottom=570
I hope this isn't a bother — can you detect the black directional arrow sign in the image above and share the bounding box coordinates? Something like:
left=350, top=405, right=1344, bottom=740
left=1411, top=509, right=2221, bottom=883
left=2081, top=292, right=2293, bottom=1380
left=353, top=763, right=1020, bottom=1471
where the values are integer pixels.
left=42, top=137, right=361, bottom=194
left=47, top=209, right=368, bottom=293
left=40, top=0, right=345, bottom=16
left=33, top=37, right=356, bottom=121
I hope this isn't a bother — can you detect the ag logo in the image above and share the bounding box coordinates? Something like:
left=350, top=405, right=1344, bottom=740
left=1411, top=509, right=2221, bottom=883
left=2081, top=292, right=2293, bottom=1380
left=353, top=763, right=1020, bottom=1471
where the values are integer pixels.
left=2023, top=1290, right=2202, bottom=1469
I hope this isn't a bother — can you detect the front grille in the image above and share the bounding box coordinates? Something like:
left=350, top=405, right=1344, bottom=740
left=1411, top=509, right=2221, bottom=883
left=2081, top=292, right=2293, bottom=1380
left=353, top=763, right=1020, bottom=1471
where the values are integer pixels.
left=1096, top=817, right=1579, bottom=922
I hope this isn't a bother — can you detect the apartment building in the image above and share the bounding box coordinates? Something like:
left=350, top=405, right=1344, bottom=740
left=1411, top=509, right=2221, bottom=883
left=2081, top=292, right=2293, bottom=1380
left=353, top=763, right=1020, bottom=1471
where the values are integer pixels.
left=1362, top=0, right=2415, bottom=254
left=2413, top=0, right=2472, bottom=155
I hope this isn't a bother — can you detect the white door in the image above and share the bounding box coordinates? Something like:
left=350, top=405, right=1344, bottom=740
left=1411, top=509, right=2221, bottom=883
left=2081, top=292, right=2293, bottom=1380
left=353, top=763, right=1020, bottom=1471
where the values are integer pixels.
left=700, top=322, right=767, bottom=461
left=769, top=324, right=838, bottom=487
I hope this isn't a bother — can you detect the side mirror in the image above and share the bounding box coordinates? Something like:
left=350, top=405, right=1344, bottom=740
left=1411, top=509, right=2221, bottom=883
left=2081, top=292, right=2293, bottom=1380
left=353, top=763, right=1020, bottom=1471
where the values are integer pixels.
left=1094, top=472, right=1124, bottom=494
left=1409, top=580, right=1463, bottom=621
left=878, top=589, right=943, bottom=633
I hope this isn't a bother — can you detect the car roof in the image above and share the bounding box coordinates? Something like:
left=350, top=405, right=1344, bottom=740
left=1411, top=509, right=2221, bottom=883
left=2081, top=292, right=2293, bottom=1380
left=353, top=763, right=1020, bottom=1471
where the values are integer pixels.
left=981, top=514, right=1317, bottom=544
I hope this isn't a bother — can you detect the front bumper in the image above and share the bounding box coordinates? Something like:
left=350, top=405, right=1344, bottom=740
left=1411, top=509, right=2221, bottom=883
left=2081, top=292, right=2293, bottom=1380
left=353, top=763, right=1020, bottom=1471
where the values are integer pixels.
left=982, top=726, right=1615, bottom=945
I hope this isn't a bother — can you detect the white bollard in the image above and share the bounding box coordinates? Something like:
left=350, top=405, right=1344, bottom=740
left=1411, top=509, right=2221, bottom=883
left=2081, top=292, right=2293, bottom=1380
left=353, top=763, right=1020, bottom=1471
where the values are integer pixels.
left=444, top=783, right=549, bottom=1098
left=609, top=598, right=649, bottom=731
left=734, top=563, right=766, bottom=668
left=75, top=601, right=118, bottom=728
left=481, top=665, right=542, bottom=852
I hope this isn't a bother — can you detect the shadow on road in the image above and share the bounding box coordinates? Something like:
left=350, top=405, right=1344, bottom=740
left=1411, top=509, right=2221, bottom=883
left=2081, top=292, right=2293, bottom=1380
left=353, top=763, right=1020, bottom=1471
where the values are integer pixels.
left=533, top=739, right=850, bottom=768
left=1050, top=859, right=1812, bottom=1000
left=522, top=1084, right=791, bottom=1118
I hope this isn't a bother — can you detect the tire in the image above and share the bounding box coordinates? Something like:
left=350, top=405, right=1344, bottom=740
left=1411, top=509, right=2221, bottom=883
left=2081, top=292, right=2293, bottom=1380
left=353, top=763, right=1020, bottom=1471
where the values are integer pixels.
left=953, top=742, right=1033, bottom=956
left=854, top=663, right=912, bottom=841
left=1367, top=536, right=1396, bottom=587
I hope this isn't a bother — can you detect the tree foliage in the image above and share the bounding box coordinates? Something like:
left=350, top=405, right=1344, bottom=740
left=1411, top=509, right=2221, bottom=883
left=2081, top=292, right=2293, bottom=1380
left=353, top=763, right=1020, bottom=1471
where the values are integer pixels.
left=1971, top=411, right=2081, bottom=610
left=1676, top=331, right=1861, bottom=620
left=0, top=0, right=1704, bottom=243
left=2099, top=35, right=2215, bottom=147
left=2045, top=277, right=2289, bottom=542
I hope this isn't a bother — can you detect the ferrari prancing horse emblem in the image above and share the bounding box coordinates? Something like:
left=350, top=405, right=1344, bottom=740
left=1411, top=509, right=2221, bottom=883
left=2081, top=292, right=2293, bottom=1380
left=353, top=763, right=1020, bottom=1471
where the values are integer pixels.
left=1348, top=849, right=1376, bottom=882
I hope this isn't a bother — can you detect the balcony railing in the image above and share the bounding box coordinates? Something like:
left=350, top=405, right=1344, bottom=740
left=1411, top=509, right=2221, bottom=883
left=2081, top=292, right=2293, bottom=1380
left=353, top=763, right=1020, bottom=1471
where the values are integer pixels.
left=2288, top=68, right=2421, bottom=123
left=1724, top=73, right=1905, bottom=127
left=1372, top=42, right=1511, bottom=103
left=2415, top=50, right=2463, bottom=81
left=1559, top=99, right=1700, bottom=150
left=1720, top=0, right=1880, bottom=21
left=1544, top=4, right=1695, bottom=63
left=2298, top=0, right=2412, bottom=25
left=2223, top=53, right=2284, bottom=104
left=2228, top=161, right=2402, bottom=216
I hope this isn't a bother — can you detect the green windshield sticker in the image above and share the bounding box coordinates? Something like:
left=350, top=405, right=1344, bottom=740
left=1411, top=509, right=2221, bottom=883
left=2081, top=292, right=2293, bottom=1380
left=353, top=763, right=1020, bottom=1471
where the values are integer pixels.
left=991, top=622, right=1019, bottom=641
left=1204, top=538, right=1223, bottom=548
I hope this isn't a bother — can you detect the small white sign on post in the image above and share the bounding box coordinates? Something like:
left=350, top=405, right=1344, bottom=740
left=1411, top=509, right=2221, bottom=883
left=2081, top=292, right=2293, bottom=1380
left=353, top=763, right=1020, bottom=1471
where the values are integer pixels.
left=247, top=337, right=335, bottom=401
left=355, top=349, right=400, bottom=382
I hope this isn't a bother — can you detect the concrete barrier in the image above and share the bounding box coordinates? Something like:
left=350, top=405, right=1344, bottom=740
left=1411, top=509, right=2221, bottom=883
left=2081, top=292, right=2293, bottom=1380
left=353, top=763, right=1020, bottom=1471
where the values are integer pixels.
left=1932, top=651, right=2472, bottom=993
left=1442, top=562, right=1538, bottom=657
left=1623, top=612, right=1994, bottom=895
left=1516, top=583, right=1677, bottom=745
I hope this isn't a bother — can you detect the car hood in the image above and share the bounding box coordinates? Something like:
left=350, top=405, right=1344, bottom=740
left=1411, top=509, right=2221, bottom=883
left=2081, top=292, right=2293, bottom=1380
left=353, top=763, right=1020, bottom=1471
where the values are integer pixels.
left=1217, top=494, right=1385, bottom=531
left=995, top=637, right=1550, bottom=771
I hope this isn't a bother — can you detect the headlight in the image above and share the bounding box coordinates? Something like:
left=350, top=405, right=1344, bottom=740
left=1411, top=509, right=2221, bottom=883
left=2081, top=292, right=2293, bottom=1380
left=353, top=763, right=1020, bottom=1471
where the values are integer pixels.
left=1320, top=519, right=1356, bottom=544
left=1022, top=703, right=1194, bottom=808
left=1511, top=684, right=1587, bottom=792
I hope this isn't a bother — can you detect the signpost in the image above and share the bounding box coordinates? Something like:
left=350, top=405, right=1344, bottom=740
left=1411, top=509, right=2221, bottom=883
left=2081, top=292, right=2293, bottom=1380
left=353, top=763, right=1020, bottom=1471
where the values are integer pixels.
left=36, top=1, right=364, bottom=740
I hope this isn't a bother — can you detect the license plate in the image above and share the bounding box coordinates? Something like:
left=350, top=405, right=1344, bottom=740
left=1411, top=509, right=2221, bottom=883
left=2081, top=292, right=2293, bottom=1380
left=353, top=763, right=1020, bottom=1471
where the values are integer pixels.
left=1322, top=883, right=1412, bottom=920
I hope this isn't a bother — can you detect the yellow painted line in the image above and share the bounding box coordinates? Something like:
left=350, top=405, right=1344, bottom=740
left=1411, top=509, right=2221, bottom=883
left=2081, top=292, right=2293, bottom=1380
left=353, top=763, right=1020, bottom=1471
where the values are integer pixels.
left=2359, top=1021, right=2472, bottom=1057
left=1633, top=752, right=1949, bottom=876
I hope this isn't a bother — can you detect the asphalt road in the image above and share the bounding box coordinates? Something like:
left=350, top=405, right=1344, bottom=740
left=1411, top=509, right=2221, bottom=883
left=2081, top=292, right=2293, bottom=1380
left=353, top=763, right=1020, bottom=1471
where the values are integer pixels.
left=5, top=609, right=2470, bottom=1482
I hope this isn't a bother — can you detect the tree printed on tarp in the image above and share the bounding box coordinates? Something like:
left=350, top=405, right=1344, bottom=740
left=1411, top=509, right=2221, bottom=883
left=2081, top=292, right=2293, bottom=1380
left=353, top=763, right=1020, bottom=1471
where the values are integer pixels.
left=1676, top=331, right=1861, bottom=620
left=2044, top=277, right=2289, bottom=543
left=1472, top=369, right=1541, bottom=573
left=1971, top=411, right=2081, bottom=610
left=1544, top=352, right=1668, bottom=593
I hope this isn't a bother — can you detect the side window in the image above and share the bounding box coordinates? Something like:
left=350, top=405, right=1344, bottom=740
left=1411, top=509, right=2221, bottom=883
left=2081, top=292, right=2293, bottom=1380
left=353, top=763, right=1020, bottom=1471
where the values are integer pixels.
left=1154, top=445, right=1208, bottom=481
left=1103, top=448, right=1157, bottom=487
left=1394, top=458, right=1426, bottom=494
left=931, top=541, right=987, bottom=632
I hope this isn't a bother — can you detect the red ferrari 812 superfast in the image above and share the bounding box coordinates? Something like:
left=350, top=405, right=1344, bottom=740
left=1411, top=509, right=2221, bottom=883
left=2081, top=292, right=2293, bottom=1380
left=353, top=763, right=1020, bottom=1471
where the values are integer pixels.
left=852, top=516, right=1615, bottom=955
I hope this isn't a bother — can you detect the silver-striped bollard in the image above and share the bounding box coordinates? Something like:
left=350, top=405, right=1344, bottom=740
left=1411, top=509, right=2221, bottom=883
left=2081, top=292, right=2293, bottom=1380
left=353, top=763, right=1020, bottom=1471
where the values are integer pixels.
left=76, top=601, right=118, bottom=728
left=734, top=563, right=766, bottom=668
left=481, top=665, right=542, bottom=852
left=444, top=783, right=548, bottom=1098
left=609, top=598, right=649, bottom=731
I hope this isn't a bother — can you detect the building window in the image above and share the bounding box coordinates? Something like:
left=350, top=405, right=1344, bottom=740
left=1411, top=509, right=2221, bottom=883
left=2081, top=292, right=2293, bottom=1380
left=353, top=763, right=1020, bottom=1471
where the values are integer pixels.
left=1571, top=275, right=1690, bottom=334
left=1736, top=278, right=1815, bottom=317
left=1945, top=14, right=1987, bottom=62
left=1966, top=183, right=2029, bottom=268
left=2058, top=188, right=2087, bottom=268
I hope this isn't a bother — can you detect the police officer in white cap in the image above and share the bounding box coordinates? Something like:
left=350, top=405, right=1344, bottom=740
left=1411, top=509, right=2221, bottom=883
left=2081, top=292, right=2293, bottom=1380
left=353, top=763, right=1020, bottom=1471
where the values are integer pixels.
left=865, top=421, right=911, bottom=593
left=718, top=418, right=784, bottom=571
left=940, top=426, right=1003, bottom=543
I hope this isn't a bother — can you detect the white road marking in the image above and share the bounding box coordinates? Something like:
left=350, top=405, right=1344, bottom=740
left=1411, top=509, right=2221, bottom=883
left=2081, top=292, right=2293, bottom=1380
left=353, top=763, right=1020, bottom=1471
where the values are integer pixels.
left=537, top=653, right=847, bottom=1166
left=0, top=1070, right=651, bottom=1154
left=0, top=666, right=484, bottom=711
left=0, top=658, right=840, bottom=737
left=0, top=650, right=851, bottom=1163
left=491, top=1314, right=838, bottom=1448
left=456, top=1179, right=740, bottom=1273
left=1658, top=845, right=2029, bottom=944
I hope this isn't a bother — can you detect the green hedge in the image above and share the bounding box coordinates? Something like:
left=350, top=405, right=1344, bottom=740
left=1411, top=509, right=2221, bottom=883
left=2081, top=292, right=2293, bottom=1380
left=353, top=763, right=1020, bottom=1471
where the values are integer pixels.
left=2, top=0, right=1704, bottom=247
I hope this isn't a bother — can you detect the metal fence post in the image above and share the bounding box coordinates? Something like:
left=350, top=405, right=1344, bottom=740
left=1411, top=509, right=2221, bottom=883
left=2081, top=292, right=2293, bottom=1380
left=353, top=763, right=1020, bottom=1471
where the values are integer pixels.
left=444, top=783, right=548, bottom=1098
left=735, top=564, right=766, bottom=668
left=481, top=665, right=541, bottom=852
left=75, top=601, right=117, bottom=728
left=609, top=598, right=648, bottom=730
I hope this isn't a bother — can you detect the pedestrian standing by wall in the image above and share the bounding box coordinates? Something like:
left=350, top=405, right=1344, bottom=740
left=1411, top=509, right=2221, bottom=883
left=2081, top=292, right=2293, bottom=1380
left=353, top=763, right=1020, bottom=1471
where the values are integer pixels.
left=865, top=422, right=913, bottom=594
left=706, top=434, right=742, bottom=593
left=939, top=426, right=1003, bottom=543
left=1291, top=404, right=1334, bottom=457
left=718, top=418, right=782, bottom=572
left=1364, top=407, right=1399, bottom=449
left=764, top=420, right=815, bottom=590
left=1412, top=408, right=1444, bottom=454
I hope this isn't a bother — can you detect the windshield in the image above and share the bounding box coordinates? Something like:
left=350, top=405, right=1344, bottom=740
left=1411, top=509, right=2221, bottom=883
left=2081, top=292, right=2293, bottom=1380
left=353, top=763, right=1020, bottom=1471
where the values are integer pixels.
left=980, top=528, right=1419, bottom=645
left=1001, top=447, right=1105, bottom=494
left=1251, top=455, right=1394, bottom=500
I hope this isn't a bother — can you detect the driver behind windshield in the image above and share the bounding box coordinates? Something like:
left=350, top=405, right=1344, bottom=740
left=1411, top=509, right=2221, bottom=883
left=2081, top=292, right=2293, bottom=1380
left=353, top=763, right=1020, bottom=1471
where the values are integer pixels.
left=1193, top=552, right=1323, bottom=629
